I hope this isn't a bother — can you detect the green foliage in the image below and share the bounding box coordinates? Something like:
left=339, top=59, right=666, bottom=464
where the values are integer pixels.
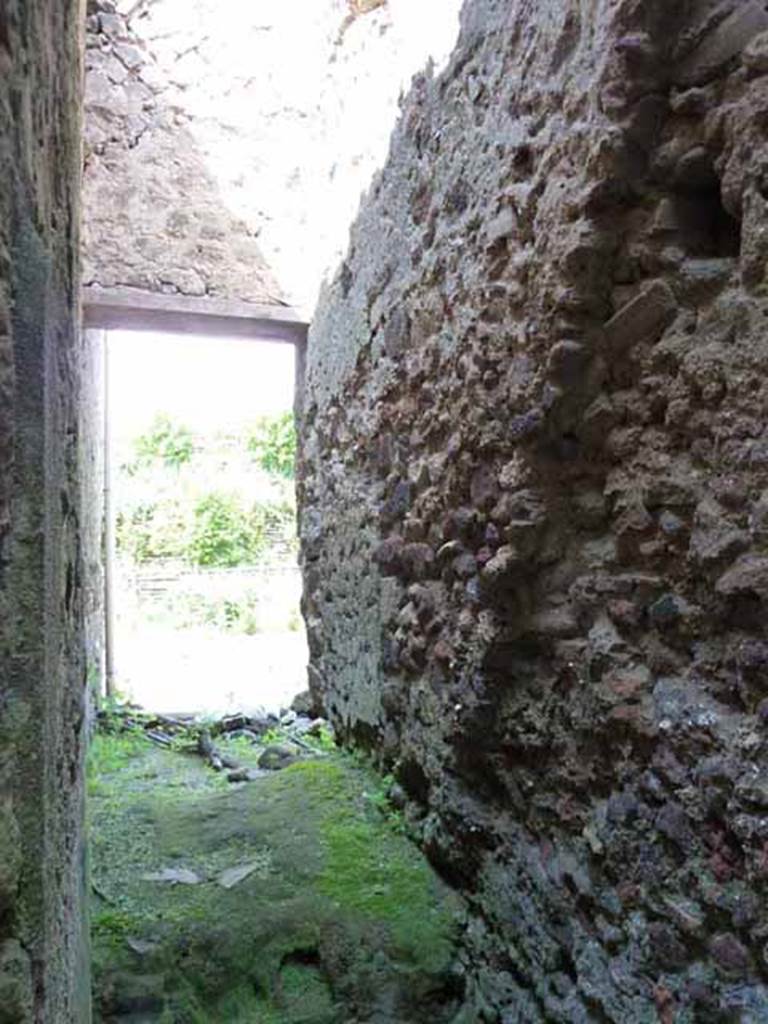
left=276, top=964, right=335, bottom=1020
left=247, top=412, right=297, bottom=479
left=187, top=493, right=295, bottom=569
left=318, top=812, right=448, bottom=966
left=91, top=906, right=136, bottom=946
left=86, top=731, right=148, bottom=796
left=209, top=986, right=274, bottom=1023
left=91, top=690, right=143, bottom=731
left=282, top=760, right=457, bottom=970
left=115, top=499, right=189, bottom=563
left=303, top=726, right=337, bottom=754
left=114, top=413, right=298, bottom=571
left=260, top=727, right=285, bottom=746
left=132, top=414, right=194, bottom=470
left=361, top=772, right=405, bottom=832
left=188, top=492, right=264, bottom=567
left=117, top=495, right=295, bottom=569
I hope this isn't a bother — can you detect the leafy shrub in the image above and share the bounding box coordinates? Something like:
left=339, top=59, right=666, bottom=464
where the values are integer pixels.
left=115, top=500, right=189, bottom=563
left=115, top=413, right=298, bottom=571
left=117, top=493, right=296, bottom=569
left=247, top=412, right=296, bottom=479
left=189, top=492, right=264, bottom=568
left=132, top=414, right=194, bottom=470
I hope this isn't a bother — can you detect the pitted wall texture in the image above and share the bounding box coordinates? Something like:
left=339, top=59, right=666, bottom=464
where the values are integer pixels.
left=301, top=1, right=768, bottom=1019
left=0, top=2, right=91, bottom=1021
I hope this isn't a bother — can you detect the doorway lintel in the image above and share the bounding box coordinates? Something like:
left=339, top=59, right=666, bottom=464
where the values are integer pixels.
left=82, top=286, right=309, bottom=346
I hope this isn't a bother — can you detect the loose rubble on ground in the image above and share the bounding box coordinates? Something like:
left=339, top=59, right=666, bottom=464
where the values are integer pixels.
left=98, top=690, right=332, bottom=780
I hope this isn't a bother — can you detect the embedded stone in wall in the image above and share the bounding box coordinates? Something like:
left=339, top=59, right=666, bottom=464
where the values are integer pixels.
left=603, top=279, right=677, bottom=353
left=300, top=0, right=768, bottom=1018
left=676, top=0, right=768, bottom=86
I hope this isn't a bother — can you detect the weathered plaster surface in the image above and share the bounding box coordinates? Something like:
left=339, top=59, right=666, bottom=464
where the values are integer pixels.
left=82, top=0, right=285, bottom=308
left=0, top=1, right=91, bottom=1020
left=83, top=0, right=464, bottom=312
left=302, top=1, right=768, bottom=1018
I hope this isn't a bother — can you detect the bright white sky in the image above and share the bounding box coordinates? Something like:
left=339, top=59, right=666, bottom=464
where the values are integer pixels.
left=108, top=330, right=296, bottom=440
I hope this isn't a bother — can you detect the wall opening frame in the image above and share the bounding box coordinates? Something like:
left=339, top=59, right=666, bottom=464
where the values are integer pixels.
left=82, top=286, right=309, bottom=699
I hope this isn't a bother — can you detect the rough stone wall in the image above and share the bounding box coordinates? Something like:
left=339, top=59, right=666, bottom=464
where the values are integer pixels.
left=0, top=2, right=91, bottom=1021
left=82, top=0, right=284, bottom=306
left=301, top=1, right=768, bottom=1019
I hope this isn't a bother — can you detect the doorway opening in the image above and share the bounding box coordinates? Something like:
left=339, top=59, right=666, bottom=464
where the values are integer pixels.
left=85, top=328, right=464, bottom=1024
left=104, top=328, right=307, bottom=718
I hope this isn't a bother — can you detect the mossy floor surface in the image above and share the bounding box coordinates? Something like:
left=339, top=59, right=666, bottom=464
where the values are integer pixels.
left=89, top=732, right=463, bottom=1023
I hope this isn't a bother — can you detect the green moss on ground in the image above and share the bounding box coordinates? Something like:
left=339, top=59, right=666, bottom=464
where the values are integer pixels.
left=89, top=732, right=463, bottom=1023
